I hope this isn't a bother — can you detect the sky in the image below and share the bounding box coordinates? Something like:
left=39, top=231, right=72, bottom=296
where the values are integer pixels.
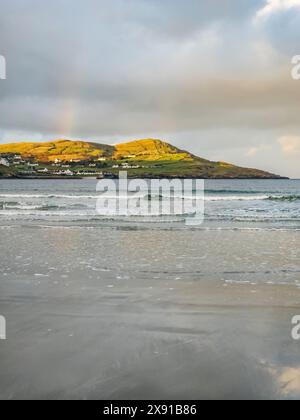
left=0, top=0, right=300, bottom=177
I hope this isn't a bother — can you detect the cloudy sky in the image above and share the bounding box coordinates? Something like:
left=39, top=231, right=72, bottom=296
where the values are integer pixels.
left=0, top=0, right=300, bottom=177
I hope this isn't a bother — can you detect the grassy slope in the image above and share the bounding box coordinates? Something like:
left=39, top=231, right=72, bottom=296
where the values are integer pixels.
left=0, top=138, right=283, bottom=178
left=0, top=164, right=17, bottom=177
left=114, top=139, right=195, bottom=161
left=0, top=140, right=114, bottom=162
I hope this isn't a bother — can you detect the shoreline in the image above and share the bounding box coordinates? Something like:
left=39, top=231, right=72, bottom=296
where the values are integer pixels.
left=1, top=226, right=300, bottom=399
left=0, top=175, right=290, bottom=180
left=0, top=175, right=83, bottom=180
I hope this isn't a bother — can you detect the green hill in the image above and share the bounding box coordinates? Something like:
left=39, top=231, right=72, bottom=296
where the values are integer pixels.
left=0, top=139, right=114, bottom=163
left=0, top=138, right=285, bottom=179
left=114, top=139, right=195, bottom=161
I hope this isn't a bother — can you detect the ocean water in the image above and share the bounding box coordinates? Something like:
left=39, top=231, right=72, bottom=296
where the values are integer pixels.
left=0, top=178, right=300, bottom=229
left=1, top=179, right=300, bottom=399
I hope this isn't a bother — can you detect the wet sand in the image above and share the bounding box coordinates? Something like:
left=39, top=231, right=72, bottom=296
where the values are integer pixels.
left=1, top=226, right=300, bottom=399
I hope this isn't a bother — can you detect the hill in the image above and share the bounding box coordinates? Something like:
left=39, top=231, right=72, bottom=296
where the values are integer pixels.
left=0, top=140, right=114, bottom=163
left=114, top=139, right=195, bottom=161
left=0, top=138, right=285, bottom=179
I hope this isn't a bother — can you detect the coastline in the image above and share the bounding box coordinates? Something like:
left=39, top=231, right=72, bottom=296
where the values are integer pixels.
left=0, top=178, right=299, bottom=399
left=0, top=175, right=289, bottom=180
left=0, top=175, right=83, bottom=180
left=0, top=139, right=287, bottom=180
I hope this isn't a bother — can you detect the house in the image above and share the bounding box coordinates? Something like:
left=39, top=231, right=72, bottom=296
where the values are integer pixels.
left=76, top=170, right=102, bottom=176
left=0, top=158, right=9, bottom=167
left=63, top=169, right=74, bottom=176
left=53, top=169, right=74, bottom=176
left=120, top=163, right=140, bottom=169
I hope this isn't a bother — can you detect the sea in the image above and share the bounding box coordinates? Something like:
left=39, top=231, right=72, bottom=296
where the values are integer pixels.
left=0, top=179, right=300, bottom=399
left=0, top=178, right=300, bottom=228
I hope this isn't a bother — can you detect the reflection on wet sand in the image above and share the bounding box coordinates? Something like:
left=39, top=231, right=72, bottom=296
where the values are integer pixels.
left=1, top=226, right=300, bottom=399
left=271, top=366, right=300, bottom=398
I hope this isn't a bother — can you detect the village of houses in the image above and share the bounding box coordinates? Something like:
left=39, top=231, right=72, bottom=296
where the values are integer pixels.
left=0, top=153, right=144, bottom=178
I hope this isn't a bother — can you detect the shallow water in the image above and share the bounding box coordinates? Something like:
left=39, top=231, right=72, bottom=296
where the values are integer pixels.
left=0, top=179, right=300, bottom=399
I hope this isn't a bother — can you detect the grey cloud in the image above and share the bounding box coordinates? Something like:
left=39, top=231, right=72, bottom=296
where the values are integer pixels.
left=0, top=0, right=300, bottom=176
left=1, top=75, right=299, bottom=136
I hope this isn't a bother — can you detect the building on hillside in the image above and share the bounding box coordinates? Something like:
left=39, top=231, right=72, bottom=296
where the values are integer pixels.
left=53, top=170, right=74, bottom=176
left=0, top=158, right=10, bottom=167
left=62, top=169, right=74, bottom=176
left=121, top=163, right=140, bottom=169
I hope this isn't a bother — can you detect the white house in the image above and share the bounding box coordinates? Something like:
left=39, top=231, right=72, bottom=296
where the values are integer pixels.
left=0, top=158, right=9, bottom=167
left=121, top=163, right=140, bottom=169
left=63, top=169, right=74, bottom=176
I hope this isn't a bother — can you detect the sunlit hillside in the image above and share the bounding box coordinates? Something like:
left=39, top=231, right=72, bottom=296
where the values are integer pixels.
left=0, top=138, right=284, bottom=178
